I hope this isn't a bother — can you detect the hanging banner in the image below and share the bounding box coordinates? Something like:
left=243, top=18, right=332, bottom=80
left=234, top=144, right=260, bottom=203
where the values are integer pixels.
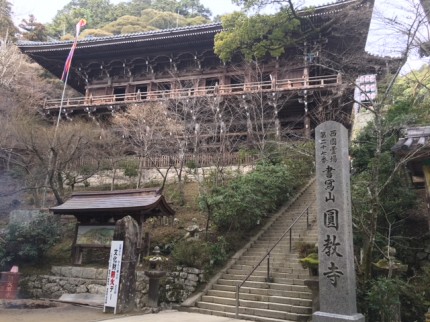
left=104, top=240, right=123, bottom=314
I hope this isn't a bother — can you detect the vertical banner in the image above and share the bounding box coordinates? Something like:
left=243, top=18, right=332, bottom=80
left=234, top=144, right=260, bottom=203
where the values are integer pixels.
left=104, top=240, right=123, bottom=314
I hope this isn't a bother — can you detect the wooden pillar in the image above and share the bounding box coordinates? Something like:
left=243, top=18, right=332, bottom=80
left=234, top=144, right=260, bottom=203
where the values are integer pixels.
left=305, top=114, right=311, bottom=139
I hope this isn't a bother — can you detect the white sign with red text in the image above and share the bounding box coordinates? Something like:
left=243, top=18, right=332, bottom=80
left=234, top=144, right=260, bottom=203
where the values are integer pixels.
left=104, top=240, right=123, bottom=314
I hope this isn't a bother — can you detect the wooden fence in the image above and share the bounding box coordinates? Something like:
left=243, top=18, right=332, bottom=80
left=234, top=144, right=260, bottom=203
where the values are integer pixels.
left=74, top=153, right=258, bottom=171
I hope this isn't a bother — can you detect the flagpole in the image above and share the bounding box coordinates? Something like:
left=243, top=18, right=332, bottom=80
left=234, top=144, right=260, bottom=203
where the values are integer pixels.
left=41, top=71, right=70, bottom=208
left=55, top=68, right=70, bottom=133
left=41, top=19, right=86, bottom=208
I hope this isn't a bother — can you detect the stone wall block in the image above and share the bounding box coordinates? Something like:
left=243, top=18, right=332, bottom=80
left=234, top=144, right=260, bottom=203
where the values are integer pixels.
left=184, top=267, right=200, bottom=274
left=51, top=266, right=61, bottom=276
left=184, top=279, right=197, bottom=287
left=51, top=291, right=64, bottom=299
left=71, top=267, right=83, bottom=278
left=32, top=289, right=43, bottom=298
left=33, top=280, right=41, bottom=288
left=184, top=285, right=195, bottom=292
left=61, top=266, right=73, bottom=277
left=48, top=276, right=60, bottom=283
left=96, top=269, right=108, bottom=281
left=187, top=274, right=199, bottom=282
left=81, top=268, right=97, bottom=279
left=64, top=284, right=77, bottom=293
left=76, top=285, right=88, bottom=293
left=44, top=283, right=61, bottom=294
left=88, top=284, right=105, bottom=294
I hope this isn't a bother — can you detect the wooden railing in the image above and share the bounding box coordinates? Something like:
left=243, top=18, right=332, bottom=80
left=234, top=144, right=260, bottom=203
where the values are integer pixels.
left=43, top=74, right=340, bottom=111
left=74, top=153, right=258, bottom=170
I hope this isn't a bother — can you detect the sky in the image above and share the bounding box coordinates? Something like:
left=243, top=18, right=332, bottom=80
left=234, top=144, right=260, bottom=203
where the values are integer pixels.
left=10, top=0, right=242, bottom=24
left=10, top=0, right=335, bottom=24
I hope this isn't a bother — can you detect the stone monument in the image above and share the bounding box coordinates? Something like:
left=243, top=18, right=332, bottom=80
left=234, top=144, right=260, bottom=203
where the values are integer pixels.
left=314, top=121, right=364, bottom=322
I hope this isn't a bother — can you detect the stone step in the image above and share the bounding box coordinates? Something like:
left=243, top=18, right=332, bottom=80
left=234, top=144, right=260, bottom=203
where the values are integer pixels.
left=259, top=233, right=314, bottom=239
left=221, top=273, right=307, bottom=285
left=196, top=301, right=311, bottom=321
left=200, top=295, right=312, bottom=314
left=206, top=289, right=312, bottom=307
left=212, top=284, right=312, bottom=299
left=239, top=249, right=301, bottom=256
left=229, top=267, right=309, bottom=277
left=261, top=228, right=315, bottom=234
left=238, top=255, right=299, bottom=262
left=227, top=269, right=309, bottom=279
left=216, top=279, right=310, bottom=293
left=185, top=307, right=299, bottom=322
left=233, top=256, right=305, bottom=263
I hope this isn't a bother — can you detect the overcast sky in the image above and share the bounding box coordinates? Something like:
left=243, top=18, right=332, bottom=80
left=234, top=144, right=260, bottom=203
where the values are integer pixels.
left=10, top=0, right=243, bottom=23
left=10, top=0, right=340, bottom=24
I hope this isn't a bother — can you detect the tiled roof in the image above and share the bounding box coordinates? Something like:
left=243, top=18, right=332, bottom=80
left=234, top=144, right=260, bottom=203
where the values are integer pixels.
left=18, top=0, right=370, bottom=50
left=50, top=188, right=175, bottom=216
left=392, top=126, right=430, bottom=154
left=18, top=23, right=223, bottom=50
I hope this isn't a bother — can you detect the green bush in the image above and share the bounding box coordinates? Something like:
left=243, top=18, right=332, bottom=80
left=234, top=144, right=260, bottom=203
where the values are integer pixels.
left=203, top=162, right=308, bottom=232
left=364, top=277, right=427, bottom=322
left=208, top=236, right=229, bottom=266
left=123, top=162, right=138, bottom=178
left=172, top=239, right=210, bottom=269
left=0, top=212, right=61, bottom=269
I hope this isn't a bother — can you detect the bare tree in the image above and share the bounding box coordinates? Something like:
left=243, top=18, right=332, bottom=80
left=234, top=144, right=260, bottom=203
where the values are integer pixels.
left=113, top=101, right=183, bottom=190
left=7, top=113, right=101, bottom=205
left=347, top=0, right=430, bottom=281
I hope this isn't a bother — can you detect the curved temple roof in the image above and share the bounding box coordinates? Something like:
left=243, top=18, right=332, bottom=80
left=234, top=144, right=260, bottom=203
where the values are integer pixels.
left=50, top=188, right=175, bottom=218
left=18, top=0, right=375, bottom=93
left=392, top=127, right=430, bottom=157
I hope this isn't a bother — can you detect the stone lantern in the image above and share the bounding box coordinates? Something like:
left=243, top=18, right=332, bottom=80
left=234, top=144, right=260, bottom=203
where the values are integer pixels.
left=144, top=246, right=167, bottom=307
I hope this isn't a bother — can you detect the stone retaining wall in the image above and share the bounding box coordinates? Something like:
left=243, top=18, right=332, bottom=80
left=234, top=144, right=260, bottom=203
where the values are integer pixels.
left=21, top=265, right=204, bottom=310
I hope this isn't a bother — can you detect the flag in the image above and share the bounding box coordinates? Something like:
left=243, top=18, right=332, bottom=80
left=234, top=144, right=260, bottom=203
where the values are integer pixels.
left=61, top=19, right=87, bottom=82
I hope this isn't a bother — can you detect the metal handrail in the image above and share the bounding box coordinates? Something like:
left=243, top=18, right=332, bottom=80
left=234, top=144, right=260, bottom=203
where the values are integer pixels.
left=235, top=202, right=313, bottom=318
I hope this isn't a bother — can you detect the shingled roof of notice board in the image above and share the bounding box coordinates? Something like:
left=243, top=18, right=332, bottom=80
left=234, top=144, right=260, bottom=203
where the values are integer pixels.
left=392, top=126, right=430, bottom=157
left=50, top=188, right=175, bottom=216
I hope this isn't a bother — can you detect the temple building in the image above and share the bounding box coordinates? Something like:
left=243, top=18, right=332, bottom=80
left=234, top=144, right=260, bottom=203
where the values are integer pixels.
left=18, top=0, right=388, bottom=155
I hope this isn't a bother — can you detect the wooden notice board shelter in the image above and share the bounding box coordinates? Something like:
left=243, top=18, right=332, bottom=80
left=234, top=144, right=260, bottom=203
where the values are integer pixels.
left=50, top=188, right=175, bottom=264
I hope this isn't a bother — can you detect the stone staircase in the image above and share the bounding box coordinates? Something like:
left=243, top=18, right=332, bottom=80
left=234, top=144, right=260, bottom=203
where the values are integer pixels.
left=184, top=180, right=318, bottom=322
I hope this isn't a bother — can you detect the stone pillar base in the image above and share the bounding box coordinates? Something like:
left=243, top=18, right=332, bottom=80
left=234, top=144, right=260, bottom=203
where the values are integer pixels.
left=313, top=311, right=365, bottom=322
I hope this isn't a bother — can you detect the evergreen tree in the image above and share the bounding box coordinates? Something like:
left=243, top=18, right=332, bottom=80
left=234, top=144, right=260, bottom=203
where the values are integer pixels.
left=0, top=0, right=18, bottom=41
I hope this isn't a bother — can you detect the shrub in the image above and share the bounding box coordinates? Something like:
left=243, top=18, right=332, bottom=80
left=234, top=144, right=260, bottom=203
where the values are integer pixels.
left=124, top=162, right=138, bottom=178
left=171, top=239, right=210, bottom=269
left=204, top=162, right=308, bottom=232
left=208, top=236, right=229, bottom=266
left=364, top=277, right=427, bottom=322
left=0, top=211, right=61, bottom=269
